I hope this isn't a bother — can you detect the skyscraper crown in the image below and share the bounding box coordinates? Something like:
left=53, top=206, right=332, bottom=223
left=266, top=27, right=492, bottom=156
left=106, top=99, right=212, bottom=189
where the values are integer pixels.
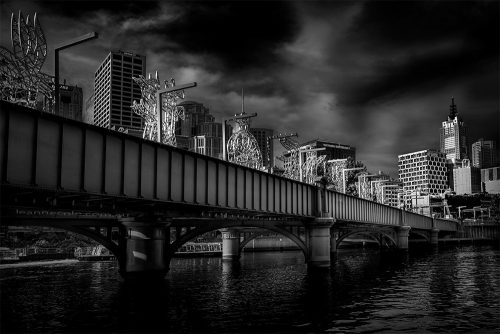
left=448, top=96, right=458, bottom=120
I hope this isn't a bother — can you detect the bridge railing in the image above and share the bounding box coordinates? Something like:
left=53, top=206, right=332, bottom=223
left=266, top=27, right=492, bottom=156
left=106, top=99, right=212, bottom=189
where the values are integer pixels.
left=403, top=211, right=433, bottom=230
left=325, top=190, right=403, bottom=226
left=0, top=101, right=316, bottom=217
left=434, top=218, right=459, bottom=232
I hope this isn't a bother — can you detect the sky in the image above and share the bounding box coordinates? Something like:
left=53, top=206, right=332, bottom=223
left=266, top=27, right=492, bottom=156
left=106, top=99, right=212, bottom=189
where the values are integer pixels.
left=1, top=0, right=498, bottom=177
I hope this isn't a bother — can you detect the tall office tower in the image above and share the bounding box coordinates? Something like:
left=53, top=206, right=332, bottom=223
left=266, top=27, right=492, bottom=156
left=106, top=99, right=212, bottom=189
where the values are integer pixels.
left=481, top=167, right=500, bottom=194
left=93, top=51, right=145, bottom=136
left=56, top=81, right=83, bottom=121
left=190, top=122, right=225, bottom=158
left=472, top=138, right=498, bottom=169
left=176, top=101, right=215, bottom=137
left=440, top=97, right=468, bottom=160
left=83, top=93, right=94, bottom=125
left=398, top=149, right=448, bottom=198
left=250, top=128, right=274, bottom=168
left=453, top=159, right=481, bottom=195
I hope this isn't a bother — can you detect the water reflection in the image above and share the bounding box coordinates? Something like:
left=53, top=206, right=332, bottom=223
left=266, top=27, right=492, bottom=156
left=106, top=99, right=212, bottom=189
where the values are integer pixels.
left=1, top=247, right=499, bottom=333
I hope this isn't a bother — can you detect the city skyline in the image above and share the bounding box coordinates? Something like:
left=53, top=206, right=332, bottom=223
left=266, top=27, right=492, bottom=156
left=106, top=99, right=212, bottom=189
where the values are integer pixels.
left=1, top=0, right=498, bottom=177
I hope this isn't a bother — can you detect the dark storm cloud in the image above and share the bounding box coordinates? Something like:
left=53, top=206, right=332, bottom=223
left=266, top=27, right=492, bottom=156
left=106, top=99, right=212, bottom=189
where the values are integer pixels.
left=34, top=0, right=159, bottom=19
left=324, top=1, right=499, bottom=107
left=132, top=1, right=300, bottom=71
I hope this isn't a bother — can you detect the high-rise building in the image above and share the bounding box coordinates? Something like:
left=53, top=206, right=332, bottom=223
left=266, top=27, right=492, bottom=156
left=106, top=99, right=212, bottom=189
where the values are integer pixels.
left=189, top=136, right=223, bottom=158
left=440, top=97, right=468, bottom=160
left=398, top=149, right=448, bottom=196
left=480, top=167, right=500, bottom=194
left=56, top=81, right=83, bottom=121
left=471, top=138, right=498, bottom=169
left=84, top=93, right=94, bottom=125
left=453, top=159, right=481, bottom=195
left=250, top=128, right=274, bottom=168
left=93, top=51, right=145, bottom=136
left=176, top=101, right=215, bottom=137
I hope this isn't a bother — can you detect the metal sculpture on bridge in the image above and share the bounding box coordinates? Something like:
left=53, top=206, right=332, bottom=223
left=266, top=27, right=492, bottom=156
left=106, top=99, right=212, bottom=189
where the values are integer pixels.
left=301, top=151, right=326, bottom=184
left=325, top=159, right=348, bottom=191
left=0, top=12, right=53, bottom=111
left=131, top=72, right=185, bottom=146
left=226, top=111, right=263, bottom=169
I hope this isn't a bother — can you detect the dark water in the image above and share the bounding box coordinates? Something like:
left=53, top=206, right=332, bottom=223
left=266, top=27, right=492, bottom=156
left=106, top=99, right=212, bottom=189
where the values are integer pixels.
left=1, top=245, right=500, bottom=333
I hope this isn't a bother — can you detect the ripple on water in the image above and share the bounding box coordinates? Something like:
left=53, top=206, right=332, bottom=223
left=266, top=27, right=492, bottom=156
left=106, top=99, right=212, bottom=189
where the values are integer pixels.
left=1, top=247, right=499, bottom=333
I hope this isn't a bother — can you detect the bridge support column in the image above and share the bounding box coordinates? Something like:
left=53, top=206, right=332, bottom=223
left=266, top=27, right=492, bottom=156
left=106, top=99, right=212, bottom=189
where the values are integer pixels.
left=330, top=230, right=338, bottom=254
left=308, top=218, right=334, bottom=268
left=397, top=226, right=411, bottom=250
left=119, top=219, right=168, bottom=279
left=430, top=228, right=439, bottom=246
left=221, top=228, right=240, bottom=261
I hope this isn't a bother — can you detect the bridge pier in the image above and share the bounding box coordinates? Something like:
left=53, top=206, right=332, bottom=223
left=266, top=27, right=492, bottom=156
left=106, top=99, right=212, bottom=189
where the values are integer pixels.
left=330, top=230, right=338, bottom=254
left=397, top=226, right=411, bottom=250
left=221, top=228, right=240, bottom=261
left=308, top=218, right=335, bottom=268
left=119, top=218, right=168, bottom=279
left=430, top=228, right=439, bottom=246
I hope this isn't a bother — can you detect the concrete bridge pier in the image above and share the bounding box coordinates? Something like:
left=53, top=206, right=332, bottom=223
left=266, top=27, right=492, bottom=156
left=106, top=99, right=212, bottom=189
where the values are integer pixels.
left=221, top=228, right=241, bottom=261
left=330, top=229, right=338, bottom=254
left=119, top=218, right=168, bottom=279
left=308, top=218, right=335, bottom=268
left=397, top=226, right=411, bottom=250
left=431, top=228, right=439, bottom=246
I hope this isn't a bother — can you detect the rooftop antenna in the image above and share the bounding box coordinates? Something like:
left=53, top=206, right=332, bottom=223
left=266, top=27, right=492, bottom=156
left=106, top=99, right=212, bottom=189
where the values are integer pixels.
left=241, top=88, right=245, bottom=115
left=449, top=96, right=458, bottom=119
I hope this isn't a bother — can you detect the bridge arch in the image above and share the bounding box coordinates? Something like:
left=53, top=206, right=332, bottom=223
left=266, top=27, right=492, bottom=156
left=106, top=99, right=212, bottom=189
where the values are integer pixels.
left=0, top=221, right=122, bottom=262
left=409, top=230, right=430, bottom=242
left=335, top=228, right=397, bottom=250
left=166, top=222, right=308, bottom=261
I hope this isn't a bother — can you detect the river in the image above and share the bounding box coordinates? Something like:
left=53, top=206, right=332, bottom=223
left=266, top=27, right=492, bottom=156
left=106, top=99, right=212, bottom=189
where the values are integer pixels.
left=1, top=245, right=499, bottom=333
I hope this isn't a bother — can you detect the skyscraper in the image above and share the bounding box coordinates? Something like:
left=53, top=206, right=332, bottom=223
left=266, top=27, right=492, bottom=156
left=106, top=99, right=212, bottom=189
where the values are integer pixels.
left=440, top=97, right=468, bottom=160
left=398, top=149, right=448, bottom=196
left=176, top=101, right=215, bottom=137
left=471, top=138, right=498, bottom=169
left=93, top=51, right=145, bottom=136
left=250, top=128, right=274, bottom=168
left=58, top=83, right=83, bottom=121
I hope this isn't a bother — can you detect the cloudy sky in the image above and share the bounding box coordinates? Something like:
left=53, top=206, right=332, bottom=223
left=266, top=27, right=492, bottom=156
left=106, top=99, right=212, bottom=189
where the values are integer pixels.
left=1, top=0, right=498, bottom=177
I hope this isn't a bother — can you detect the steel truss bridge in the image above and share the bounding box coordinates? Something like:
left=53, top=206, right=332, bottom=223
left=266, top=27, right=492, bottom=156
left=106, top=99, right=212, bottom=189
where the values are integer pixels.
left=0, top=101, right=461, bottom=278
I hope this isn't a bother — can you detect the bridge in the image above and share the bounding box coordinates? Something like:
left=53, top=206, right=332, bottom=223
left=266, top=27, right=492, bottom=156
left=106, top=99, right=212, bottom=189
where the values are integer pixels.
left=0, top=101, right=459, bottom=278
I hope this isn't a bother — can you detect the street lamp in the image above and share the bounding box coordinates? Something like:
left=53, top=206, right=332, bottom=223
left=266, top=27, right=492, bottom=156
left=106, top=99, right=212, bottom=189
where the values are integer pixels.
left=342, top=167, right=363, bottom=194
left=54, top=32, right=98, bottom=115
left=457, top=206, right=466, bottom=219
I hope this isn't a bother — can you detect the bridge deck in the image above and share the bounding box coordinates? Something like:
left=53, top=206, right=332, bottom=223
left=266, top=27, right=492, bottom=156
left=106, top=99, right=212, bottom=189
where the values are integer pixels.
left=0, top=101, right=457, bottom=232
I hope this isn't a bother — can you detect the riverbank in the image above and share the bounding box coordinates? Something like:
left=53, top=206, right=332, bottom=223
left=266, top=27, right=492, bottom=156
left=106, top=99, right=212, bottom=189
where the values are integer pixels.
left=0, top=259, right=79, bottom=269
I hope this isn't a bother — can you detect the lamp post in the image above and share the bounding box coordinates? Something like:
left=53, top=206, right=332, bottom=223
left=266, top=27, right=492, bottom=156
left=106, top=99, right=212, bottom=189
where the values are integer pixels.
left=342, top=167, right=363, bottom=194
left=457, top=206, right=466, bottom=219
left=54, top=32, right=98, bottom=115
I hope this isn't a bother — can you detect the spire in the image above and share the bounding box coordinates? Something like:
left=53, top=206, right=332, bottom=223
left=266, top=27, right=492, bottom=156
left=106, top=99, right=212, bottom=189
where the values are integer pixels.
left=241, top=88, right=245, bottom=115
left=448, top=96, right=458, bottom=120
